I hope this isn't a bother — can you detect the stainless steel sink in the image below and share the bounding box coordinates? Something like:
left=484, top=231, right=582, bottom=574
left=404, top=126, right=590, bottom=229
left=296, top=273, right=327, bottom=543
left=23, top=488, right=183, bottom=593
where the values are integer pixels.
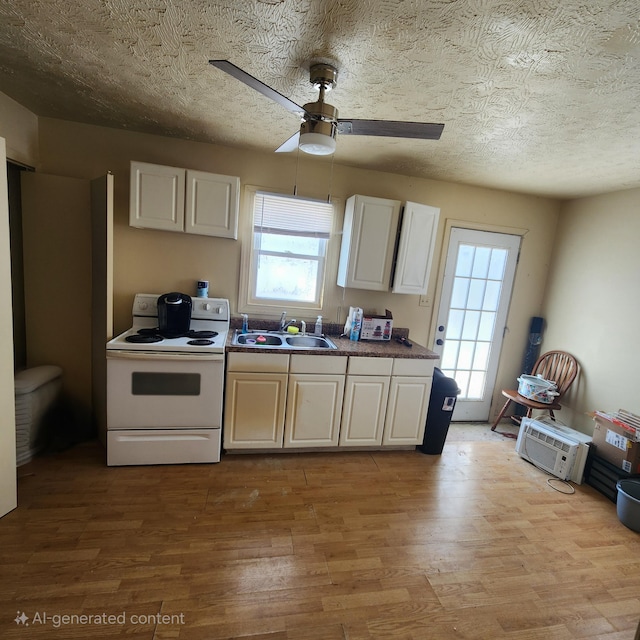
left=231, top=331, right=337, bottom=350
left=285, top=335, right=336, bottom=349
left=233, top=333, right=284, bottom=346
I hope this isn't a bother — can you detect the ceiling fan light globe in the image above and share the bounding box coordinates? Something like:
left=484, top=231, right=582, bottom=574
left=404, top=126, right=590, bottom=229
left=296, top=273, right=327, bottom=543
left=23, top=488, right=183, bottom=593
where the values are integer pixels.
left=299, top=132, right=336, bottom=156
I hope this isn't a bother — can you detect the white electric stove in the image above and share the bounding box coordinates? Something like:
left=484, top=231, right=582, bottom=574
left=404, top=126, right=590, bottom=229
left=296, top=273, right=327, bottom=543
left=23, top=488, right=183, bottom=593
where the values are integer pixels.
left=106, top=294, right=230, bottom=466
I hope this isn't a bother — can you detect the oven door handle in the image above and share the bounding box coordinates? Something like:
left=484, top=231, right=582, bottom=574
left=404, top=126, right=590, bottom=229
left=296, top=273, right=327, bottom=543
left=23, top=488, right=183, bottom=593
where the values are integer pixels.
left=106, top=350, right=224, bottom=362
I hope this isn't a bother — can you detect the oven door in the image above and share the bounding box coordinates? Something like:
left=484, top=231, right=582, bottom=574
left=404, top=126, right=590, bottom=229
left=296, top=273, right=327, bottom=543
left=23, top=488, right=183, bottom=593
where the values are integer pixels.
left=106, top=350, right=224, bottom=429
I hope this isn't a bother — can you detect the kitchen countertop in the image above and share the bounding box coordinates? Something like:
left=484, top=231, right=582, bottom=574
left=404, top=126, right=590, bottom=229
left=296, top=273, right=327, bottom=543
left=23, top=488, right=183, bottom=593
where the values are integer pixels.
left=225, top=331, right=440, bottom=360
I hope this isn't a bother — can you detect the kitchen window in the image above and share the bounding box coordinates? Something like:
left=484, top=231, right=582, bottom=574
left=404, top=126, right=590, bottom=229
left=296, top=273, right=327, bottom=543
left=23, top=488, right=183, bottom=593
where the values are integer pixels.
left=239, top=189, right=335, bottom=312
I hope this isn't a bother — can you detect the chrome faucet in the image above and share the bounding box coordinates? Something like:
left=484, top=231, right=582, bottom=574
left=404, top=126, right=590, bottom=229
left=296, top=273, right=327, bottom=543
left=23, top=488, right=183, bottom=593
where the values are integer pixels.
left=282, top=318, right=297, bottom=332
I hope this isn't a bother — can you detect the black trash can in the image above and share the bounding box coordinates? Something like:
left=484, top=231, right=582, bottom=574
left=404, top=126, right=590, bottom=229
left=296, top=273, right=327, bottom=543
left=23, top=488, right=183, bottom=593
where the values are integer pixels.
left=419, top=368, right=460, bottom=454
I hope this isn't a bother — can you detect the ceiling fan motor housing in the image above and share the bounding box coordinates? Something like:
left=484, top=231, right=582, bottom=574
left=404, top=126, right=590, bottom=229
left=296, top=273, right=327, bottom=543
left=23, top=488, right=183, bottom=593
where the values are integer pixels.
left=309, top=63, right=338, bottom=91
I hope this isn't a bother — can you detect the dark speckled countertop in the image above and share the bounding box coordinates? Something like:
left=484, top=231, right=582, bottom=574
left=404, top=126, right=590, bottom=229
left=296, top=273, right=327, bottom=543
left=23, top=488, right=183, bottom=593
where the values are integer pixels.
left=226, top=319, right=439, bottom=360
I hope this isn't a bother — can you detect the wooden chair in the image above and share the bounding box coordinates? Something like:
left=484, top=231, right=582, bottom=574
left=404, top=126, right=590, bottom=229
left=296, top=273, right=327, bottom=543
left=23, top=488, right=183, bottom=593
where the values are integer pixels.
left=491, top=350, right=579, bottom=431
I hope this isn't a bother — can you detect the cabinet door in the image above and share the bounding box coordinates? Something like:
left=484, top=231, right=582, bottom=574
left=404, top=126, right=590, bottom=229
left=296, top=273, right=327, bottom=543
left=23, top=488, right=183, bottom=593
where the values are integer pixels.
left=340, top=375, right=390, bottom=446
left=337, top=195, right=401, bottom=290
left=392, top=201, right=440, bottom=294
left=129, top=161, right=185, bottom=232
left=284, top=374, right=345, bottom=448
left=224, top=372, right=287, bottom=449
left=185, top=170, right=240, bottom=239
left=383, top=376, right=432, bottom=445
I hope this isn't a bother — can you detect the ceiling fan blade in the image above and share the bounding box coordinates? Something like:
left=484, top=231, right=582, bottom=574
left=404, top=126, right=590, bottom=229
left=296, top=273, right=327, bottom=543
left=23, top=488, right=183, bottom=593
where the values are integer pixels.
left=275, top=131, right=300, bottom=153
left=337, top=119, right=444, bottom=140
left=209, top=60, right=306, bottom=117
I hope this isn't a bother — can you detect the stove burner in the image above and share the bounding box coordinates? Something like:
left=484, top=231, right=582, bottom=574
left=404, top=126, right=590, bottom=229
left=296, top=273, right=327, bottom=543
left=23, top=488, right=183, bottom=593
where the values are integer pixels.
left=134, top=328, right=219, bottom=340
left=187, top=339, right=214, bottom=346
left=125, top=334, right=163, bottom=344
left=137, top=328, right=162, bottom=336
left=187, top=330, right=218, bottom=339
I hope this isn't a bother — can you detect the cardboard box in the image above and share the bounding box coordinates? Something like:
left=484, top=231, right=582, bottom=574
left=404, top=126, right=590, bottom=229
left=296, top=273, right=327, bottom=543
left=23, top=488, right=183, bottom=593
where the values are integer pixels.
left=592, top=413, right=640, bottom=474
left=360, top=310, right=393, bottom=341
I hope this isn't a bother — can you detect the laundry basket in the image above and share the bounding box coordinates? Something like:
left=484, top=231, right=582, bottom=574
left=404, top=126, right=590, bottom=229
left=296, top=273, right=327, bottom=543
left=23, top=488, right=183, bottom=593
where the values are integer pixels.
left=14, top=365, right=62, bottom=466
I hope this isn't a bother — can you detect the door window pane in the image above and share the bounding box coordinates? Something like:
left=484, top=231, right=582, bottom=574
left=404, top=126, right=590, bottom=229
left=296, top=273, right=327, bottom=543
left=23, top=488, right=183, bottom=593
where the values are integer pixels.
left=478, top=312, right=496, bottom=341
left=482, top=280, right=501, bottom=311
left=455, top=245, right=474, bottom=277
left=461, top=310, right=480, bottom=340
left=451, top=277, right=470, bottom=308
left=446, top=309, right=464, bottom=340
left=458, top=341, right=475, bottom=369
left=441, top=341, right=460, bottom=369
left=472, top=342, right=490, bottom=370
left=488, top=249, right=508, bottom=279
left=471, top=247, right=491, bottom=278
left=467, top=279, right=486, bottom=310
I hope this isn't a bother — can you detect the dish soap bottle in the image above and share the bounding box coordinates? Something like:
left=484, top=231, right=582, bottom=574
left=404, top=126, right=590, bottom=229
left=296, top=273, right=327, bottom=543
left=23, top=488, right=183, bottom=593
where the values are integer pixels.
left=314, top=315, right=323, bottom=336
left=241, top=314, right=249, bottom=334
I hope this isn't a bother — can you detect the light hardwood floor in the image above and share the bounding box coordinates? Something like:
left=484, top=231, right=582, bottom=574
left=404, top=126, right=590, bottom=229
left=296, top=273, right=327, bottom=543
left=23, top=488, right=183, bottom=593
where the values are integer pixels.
left=1, top=427, right=639, bottom=639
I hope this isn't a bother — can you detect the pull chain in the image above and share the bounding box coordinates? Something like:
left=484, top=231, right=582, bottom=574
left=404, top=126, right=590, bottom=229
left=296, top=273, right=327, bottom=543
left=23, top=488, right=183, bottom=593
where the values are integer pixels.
left=327, top=151, right=335, bottom=203
left=293, top=145, right=300, bottom=196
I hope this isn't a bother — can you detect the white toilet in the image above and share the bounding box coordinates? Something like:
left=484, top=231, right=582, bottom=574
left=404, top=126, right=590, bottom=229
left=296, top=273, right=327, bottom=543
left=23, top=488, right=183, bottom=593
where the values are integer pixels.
left=14, top=365, right=63, bottom=466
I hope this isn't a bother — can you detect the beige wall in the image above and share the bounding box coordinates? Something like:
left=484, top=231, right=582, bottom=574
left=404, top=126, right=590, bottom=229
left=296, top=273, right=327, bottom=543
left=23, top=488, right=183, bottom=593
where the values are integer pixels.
left=0, top=93, right=39, bottom=168
left=541, top=188, right=640, bottom=433
left=34, top=117, right=561, bottom=421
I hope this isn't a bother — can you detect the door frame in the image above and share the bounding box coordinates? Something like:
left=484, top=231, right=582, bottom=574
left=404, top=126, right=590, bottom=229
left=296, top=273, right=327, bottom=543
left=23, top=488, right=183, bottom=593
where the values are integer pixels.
left=0, top=137, right=17, bottom=518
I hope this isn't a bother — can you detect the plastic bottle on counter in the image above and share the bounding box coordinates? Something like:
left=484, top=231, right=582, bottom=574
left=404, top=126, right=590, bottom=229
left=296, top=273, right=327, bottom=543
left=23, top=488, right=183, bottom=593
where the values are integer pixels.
left=350, top=309, right=362, bottom=341
left=314, top=315, right=323, bottom=336
left=241, top=314, right=249, bottom=334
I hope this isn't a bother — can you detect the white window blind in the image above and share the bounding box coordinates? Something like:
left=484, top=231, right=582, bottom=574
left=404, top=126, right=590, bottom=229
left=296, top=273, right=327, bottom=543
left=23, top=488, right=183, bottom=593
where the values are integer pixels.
left=254, top=192, right=333, bottom=237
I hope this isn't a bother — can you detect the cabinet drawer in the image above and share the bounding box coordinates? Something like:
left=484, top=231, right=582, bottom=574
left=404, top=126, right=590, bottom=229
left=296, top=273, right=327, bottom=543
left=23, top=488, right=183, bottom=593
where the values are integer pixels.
left=227, top=352, right=290, bottom=373
left=391, top=358, right=436, bottom=377
left=289, top=355, right=347, bottom=374
left=348, top=356, right=393, bottom=376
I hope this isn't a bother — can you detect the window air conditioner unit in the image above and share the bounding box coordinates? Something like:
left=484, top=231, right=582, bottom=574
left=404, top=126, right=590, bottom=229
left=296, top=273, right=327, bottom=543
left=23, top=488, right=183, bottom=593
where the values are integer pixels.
left=515, top=417, right=592, bottom=483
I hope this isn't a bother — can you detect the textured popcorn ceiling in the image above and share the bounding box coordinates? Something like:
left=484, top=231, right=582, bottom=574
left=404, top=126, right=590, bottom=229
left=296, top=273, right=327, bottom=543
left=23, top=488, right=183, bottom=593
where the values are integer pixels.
left=0, top=0, right=639, bottom=198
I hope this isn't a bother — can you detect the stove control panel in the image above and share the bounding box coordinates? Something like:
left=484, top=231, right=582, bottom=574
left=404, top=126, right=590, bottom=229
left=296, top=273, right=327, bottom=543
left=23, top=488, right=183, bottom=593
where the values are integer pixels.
left=131, top=294, right=229, bottom=321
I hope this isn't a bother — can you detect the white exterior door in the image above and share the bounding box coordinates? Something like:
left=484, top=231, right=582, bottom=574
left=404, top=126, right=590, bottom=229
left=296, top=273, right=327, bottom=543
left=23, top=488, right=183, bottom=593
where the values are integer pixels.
left=433, top=228, right=520, bottom=421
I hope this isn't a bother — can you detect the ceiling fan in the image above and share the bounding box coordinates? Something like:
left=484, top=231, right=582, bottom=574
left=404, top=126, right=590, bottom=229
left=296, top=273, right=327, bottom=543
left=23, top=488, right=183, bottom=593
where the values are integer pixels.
left=209, top=60, right=444, bottom=156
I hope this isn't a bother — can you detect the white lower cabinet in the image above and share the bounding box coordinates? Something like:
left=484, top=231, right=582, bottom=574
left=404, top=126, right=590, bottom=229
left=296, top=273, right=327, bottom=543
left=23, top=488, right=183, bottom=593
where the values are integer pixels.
left=284, top=355, right=347, bottom=448
left=224, top=351, right=436, bottom=451
left=382, top=359, right=436, bottom=445
left=340, top=357, right=393, bottom=447
left=224, top=353, right=289, bottom=449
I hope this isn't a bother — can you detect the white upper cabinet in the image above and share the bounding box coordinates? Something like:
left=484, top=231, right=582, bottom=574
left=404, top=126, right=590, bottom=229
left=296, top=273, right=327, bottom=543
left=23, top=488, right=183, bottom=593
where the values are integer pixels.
left=130, top=162, right=185, bottom=233
left=337, top=195, right=439, bottom=293
left=129, top=161, right=240, bottom=239
left=185, top=169, right=239, bottom=239
left=392, top=201, right=440, bottom=295
left=337, top=195, right=401, bottom=291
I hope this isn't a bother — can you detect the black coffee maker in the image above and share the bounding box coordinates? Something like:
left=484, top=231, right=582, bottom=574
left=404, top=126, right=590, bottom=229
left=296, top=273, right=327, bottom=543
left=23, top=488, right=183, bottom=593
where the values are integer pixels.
left=157, top=292, right=192, bottom=338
